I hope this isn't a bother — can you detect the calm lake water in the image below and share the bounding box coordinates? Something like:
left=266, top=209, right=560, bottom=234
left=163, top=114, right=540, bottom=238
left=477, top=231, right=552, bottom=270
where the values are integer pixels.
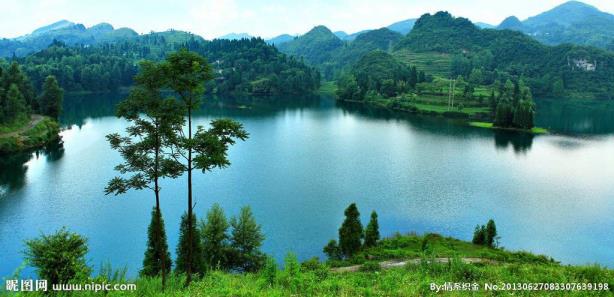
left=1, top=94, right=614, bottom=277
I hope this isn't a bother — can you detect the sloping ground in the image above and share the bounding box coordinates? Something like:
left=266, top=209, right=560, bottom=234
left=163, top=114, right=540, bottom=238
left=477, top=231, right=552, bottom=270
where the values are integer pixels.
left=393, top=50, right=452, bottom=77
left=0, top=115, right=60, bottom=153
left=4, top=233, right=611, bottom=296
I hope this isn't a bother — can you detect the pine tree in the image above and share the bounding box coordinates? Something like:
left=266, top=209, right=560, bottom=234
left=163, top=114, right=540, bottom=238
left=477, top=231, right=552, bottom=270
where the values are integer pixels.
left=339, top=203, right=363, bottom=258
left=141, top=207, right=172, bottom=277
left=494, top=101, right=514, bottom=128
left=3, top=62, right=34, bottom=109
left=513, top=100, right=535, bottom=129
left=364, top=211, right=380, bottom=248
left=5, top=84, right=27, bottom=123
left=230, top=206, right=265, bottom=272
left=176, top=212, right=204, bottom=275
left=200, top=203, right=230, bottom=270
left=38, top=75, right=64, bottom=119
left=486, top=219, right=498, bottom=248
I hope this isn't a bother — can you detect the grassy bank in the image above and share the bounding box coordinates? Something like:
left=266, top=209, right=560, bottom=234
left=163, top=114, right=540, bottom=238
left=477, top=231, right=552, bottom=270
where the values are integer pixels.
left=469, top=122, right=549, bottom=135
left=3, top=234, right=611, bottom=296
left=0, top=115, right=60, bottom=153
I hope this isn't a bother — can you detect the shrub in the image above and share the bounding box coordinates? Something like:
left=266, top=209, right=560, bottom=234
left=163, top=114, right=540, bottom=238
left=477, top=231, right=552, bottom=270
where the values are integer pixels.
left=24, top=228, right=91, bottom=284
left=360, top=261, right=381, bottom=272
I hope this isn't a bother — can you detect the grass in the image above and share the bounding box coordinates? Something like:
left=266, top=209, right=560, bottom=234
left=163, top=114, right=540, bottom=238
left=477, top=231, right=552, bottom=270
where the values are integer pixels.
left=0, top=116, right=60, bottom=153
left=0, top=116, right=29, bottom=134
left=469, top=121, right=549, bottom=135
left=3, top=233, right=611, bottom=296
left=318, top=81, right=338, bottom=95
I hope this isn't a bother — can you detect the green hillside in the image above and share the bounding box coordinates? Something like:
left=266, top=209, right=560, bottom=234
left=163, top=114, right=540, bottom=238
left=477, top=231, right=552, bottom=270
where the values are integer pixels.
left=394, top=11, right=614, bottom=99
left=393, top=50, right=451, bottom=77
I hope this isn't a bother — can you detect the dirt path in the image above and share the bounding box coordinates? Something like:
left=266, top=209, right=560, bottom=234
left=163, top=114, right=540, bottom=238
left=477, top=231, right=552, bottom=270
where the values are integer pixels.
left=331, top=257, right=497, bottom=273
left=0, top=115, right=44, bottom=138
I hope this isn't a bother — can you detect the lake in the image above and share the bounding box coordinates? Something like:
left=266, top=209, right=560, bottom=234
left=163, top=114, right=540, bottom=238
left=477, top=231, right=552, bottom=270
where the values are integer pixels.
left=1, top=94, right=614, bottom=277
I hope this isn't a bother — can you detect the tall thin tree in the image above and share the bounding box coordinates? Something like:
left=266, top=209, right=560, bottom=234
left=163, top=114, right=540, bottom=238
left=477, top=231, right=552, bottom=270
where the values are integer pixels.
left=163, top=49, right=248, bottom=285
left=105, top=61, right=183, bottom=288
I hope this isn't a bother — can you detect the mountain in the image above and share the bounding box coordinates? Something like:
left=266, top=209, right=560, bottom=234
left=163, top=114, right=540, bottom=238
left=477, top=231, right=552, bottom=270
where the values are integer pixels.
left=395, top=11, right=614, bottom=99
left=497, top=1, right=614, bottom=49
left=218, top=33, right=253, bottom=40
left=265, top=34, right=296, bottom=45
left=497, top=16, right=525, bottom=31
left=0, top=20, right=138, bottom=57
left=386, top=18, right=417, bottom=35
left=276, top=26, right=404, bottom=79
left=277, top=25, right=344, bottom=67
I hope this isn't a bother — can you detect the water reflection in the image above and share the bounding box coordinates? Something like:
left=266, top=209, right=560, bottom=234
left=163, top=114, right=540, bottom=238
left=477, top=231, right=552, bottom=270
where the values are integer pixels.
left=0, top=139, right=65, bottom=197
left=494, top=132, right=534, bottom=154
left=535, top=99, right=614, bottom=135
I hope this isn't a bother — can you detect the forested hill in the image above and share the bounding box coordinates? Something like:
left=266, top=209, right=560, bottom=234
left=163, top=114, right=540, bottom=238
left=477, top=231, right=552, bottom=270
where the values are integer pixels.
left=8, top=31, right=320, bottom=96
left=277, top=26, right=403, bottom=79
left=394, top=11, right=614, bottom=99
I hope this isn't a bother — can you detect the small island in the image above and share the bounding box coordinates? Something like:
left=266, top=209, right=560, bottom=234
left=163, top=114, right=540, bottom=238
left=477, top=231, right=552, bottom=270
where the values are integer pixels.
left=0, top=62, right=63, bottom=153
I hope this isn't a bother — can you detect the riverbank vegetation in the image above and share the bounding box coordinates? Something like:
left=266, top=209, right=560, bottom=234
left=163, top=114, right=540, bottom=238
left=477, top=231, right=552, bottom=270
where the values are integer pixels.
left=335, top=50, right=543, bottom=132
left=0, top=62, right=63, bottom=153
left=5, top=202, right=612, bottom=296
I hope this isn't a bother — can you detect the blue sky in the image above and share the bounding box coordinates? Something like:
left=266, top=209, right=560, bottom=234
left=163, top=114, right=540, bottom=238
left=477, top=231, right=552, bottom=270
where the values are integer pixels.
left=1, top=0, right=613, bottom=39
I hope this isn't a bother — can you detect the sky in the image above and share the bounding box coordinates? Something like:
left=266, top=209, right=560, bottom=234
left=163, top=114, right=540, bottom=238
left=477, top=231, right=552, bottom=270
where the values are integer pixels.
left=1, top=0, right=613, bottom=40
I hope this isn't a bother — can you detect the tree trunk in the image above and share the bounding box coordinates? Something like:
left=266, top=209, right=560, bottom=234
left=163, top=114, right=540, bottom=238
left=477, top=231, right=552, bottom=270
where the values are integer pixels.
left=154, top=128, right=166, bottom=290
left=186, top=98, right=193, bottom=286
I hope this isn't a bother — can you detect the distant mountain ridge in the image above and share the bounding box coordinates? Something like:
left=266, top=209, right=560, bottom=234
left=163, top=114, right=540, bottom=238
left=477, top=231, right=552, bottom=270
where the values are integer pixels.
left=217, top=33, right=253, bottom=40
left=497, top=1, right=614, bottom=49
left=0, top=20, right=138, bottom=57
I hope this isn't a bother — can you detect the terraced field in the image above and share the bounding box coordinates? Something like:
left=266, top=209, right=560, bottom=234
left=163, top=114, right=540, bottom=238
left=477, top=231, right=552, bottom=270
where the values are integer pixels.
left=393, top=50, right=452, bottom=77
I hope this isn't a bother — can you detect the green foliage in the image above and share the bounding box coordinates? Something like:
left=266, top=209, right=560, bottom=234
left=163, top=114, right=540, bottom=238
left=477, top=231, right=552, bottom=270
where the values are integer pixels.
left=364, top=211, right=380, bottom=248
left=513, top=99, right=536, bottom=129
left=494, top=101, right=514, bottom=127
left=229, top=206, right=266, bottom=272
left=323, top=239, right=342, bottom=260
left=23, top=228, right=91, bottom=285
left=262, top=256, right=278, bottom=286
left=359, top=261, right=381, bottom=272
left=140, top=207, right=172, bottom=278
left=38, top=75, right=63, bottom=119
left=485, top=219, right=498, bottom=248
left=200, top=203, right=231, bottom=270
left=5, top=84, right=28, bottom=123
left=335, top=74, right=362, bottom=101
left=175, top=212, right=204, bottom=275
left=473, top=219, right=498, bottom=248
left=339, top=203, right=363, bottom=258
left=472, top=225, right=487, bottom=245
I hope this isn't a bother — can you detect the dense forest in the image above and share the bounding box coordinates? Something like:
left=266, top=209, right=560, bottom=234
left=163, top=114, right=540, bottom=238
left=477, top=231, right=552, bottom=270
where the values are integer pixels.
left=0, top=61, right=63, bottom=125
left=2, top=31, right=320, bottom=96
